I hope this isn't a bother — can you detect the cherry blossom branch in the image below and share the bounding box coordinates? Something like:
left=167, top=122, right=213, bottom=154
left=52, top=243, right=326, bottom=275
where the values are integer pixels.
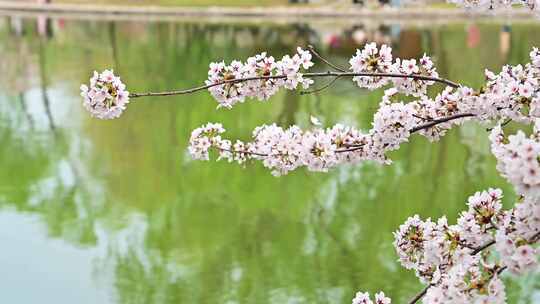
left=209, top=112, right=476, bottom=158
left=216, top=143, right=368, bottom=157
left=408, top=243, right=490, bottom=304
left=130, top=72, right=460, bottom=98
left=408, top=230, right=540, bottom=304
left=82, top=44, right=467, bottom=119
left=407, top=237, right=498, bottom=304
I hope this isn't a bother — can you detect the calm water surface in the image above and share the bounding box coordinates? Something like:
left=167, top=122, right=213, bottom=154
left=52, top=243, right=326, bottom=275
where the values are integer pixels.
left=1, top=17, right=540, bottom=304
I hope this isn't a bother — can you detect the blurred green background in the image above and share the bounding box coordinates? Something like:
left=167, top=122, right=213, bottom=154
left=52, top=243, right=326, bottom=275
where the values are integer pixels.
left=1, top=17, right=539, bottom=304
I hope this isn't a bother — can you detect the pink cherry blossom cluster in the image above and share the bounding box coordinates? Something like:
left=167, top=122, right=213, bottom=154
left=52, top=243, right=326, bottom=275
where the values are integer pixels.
left=489, top=122, right=540, bottom=198
left=458, top=189, right=504, bottom=247
left=190, top=122, right=358, bottom=176
left=349, top=43, right=394, bottom=90
left=359, top=187, right=538, bottom=304
left=374, top=89, right=417, bottom=150
left=349, top=43, right=439, bottom=97
left=496, top=196, right=540, bottom=274
left=352, top=291, right=391, bottom=304
left=188, top=100, right=422, bottom=176
left=205, top=47, right=314, bottom=108
left=393, top=55, right=438, bottom=97
left=423, top=255, right=506, bottom=304
left=418, top=189, right=539, bottom=304
left=80, top=70, right=129, bottom=120
left=187, top=122, right=226, bottom=161
left=393, top=189, right=503, bottom=280
left=477, top=52, right=540, bottom=123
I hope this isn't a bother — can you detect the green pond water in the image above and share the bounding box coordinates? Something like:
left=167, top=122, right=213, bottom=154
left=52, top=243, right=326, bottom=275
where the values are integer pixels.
left=1, top=17, right=540, bottom=304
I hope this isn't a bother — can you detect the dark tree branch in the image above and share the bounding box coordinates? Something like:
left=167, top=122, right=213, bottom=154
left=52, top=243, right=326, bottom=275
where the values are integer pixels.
left=307, top=44, right=347, bottom=72
left=410, top=113, right=475, bottom=133
left=300, top=75, right=341, bottom=95
left=408, top=284, right=433, bottom=304
left=130, top=71, right=460, bottom=98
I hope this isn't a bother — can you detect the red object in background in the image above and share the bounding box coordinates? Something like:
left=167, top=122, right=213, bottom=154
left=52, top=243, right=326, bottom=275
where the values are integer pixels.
left=467, top=25, right=480, bottom=48
left=327, top=34, right=341, bottom=49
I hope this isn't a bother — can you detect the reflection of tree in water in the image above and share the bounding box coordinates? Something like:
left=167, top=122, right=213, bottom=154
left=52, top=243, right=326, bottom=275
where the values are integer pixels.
left=277, top=90, right=300, bottom=127
left=39, top=38, right=56, bottom=130
left=1, top=18, right=105, bottom=247
left=109, top=22, right=121, bottom=72
left=0, top=101, right=100, bottom=245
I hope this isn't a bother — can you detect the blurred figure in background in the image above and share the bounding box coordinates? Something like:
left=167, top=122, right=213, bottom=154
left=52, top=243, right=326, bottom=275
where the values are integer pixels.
left=9, top=16, right=24, bottom=36
left=500, top=24, right=511, bottom=59
left=37, top=0, right=53, bottom=37
left=467, top=24, right=480, bottom=48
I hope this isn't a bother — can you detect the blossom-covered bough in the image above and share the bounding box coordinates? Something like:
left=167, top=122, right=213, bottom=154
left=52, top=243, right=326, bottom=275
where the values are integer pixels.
left=81, top=36, right=540, bottom=304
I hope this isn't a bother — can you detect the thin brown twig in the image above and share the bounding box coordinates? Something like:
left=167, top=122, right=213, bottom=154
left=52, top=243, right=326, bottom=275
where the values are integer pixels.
left=408, top=284, right=433, bottom=304
left=471, top=239, right=496, bottom=255
left=412, top=114, right=433, bottom=121
left=496, top=265, right=508, bottom=275
left=531, top=231, right=540, bottom=243
left=335, top=144, right=366, bottom=153
left=307, top=45, right=347, bottom=72
left=300, top=75, right=342, bottom=95
left=486, top=118, right=512, bottom=132
left=130, top=71, right=460, bottom=98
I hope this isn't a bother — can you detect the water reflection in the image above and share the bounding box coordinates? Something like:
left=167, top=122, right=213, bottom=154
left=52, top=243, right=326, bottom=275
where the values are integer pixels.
left=1, top=17, right=540, bottom=304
